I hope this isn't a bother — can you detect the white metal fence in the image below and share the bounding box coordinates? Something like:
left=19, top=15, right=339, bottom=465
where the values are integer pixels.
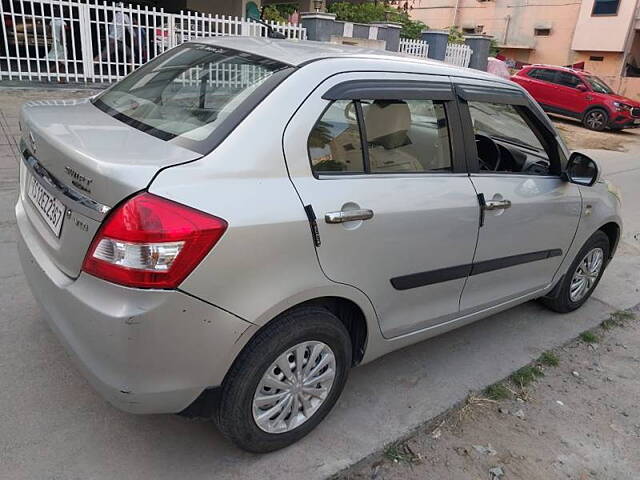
left=399, top=37, right=473, bottom=68
left=0, top=0, right=306, bottom=83
left=445, top=43, right=473, bottom=68
left=398, top=38, right=428, bottom=59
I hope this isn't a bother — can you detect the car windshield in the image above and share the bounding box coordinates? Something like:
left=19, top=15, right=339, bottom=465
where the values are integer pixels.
left=93, top=43, right=289, bottom=150
left=583, top=75, right=613, bottom=94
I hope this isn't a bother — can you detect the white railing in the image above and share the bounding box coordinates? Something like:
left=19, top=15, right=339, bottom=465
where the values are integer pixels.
left=0, top=0, right=306, bottom=83
left=399, top=38, right=429, bottom=59
left=445, top=43, right=473, bottom=68
left=398, top=38, right=473, bottom=68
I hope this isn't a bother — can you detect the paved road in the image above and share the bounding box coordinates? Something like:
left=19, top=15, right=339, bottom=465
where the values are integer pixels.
left=1, top=88, right=639, bottom=480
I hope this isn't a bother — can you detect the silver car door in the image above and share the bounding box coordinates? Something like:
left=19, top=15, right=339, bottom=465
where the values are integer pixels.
left=283, top=72, right=480, bottom=339
left=453, top=78, right=582, bottom=311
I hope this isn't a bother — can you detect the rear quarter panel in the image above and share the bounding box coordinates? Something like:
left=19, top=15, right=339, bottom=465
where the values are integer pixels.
left=148, top=60, right=384, bottom=329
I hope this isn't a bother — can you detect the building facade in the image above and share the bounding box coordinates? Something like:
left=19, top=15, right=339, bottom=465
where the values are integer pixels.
left=411, top=0, right=640, bottom=98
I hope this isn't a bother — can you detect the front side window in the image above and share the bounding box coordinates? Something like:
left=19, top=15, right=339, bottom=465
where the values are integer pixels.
left=94, top=44, right=288, bottom=150
left=308, top=98, right=452, bottom=175
left=467, top=101, right=554, bottom=175
left=583, top=75, right=614, bottom=94
left=592, top=0, right=619, bottom=15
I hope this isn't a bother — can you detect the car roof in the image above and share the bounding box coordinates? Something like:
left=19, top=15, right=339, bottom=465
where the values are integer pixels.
left=527, top=64, right=593, bottom=76
left=192, top=36, right=511, bottom=84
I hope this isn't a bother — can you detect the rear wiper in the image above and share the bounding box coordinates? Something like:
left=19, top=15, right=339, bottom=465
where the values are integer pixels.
left=247, top=17, right=287, bottom=39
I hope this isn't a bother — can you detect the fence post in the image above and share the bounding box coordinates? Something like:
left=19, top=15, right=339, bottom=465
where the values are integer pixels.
left=420, top=29, right=449, bottom=61
left=300, top=12, right=337, bottom=42
left=78, top=4, right=94, bottom=82
left=371, top=22, right=401, bottom=52
left=464, top=34, right=492, bottom=71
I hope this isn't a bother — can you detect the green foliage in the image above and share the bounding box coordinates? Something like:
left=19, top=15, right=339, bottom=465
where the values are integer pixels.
left=327, top=2, right=427, bottom=39
left=448, top=26, right=465, bottom=44
left=580, top=331, right=599, bottom=343
left=489, top=38, right=500, bottom=57
left=602, top=310, right=634, bottom=330
left=261, top=4, right=297, bottom=23
left=537, top=351, right=559, bottom=367
left=383, top=441, right=421, bottom=464
left=510, top=366, right=544, bottom=388
left=484, top=383, right=510, bottom=400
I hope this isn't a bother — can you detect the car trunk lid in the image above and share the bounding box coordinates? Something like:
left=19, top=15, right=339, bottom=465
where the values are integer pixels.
left=19, top=97, right=201, bottom=278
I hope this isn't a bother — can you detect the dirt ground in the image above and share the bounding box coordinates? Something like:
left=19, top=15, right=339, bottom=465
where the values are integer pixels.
left=337, top=310, right=640, bottom=480
left=551, top=115, right=640, bottom=152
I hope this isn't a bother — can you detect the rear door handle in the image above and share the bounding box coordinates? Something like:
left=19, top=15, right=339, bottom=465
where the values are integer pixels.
left=325, top=209, right=374, bottom=224
left=483, top=199, right=511, bottom=211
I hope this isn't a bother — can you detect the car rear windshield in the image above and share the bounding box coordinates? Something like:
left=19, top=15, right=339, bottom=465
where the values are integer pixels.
left=93, top=43, right=290, bottom=152
left=583, top=75, right=613, bottom=94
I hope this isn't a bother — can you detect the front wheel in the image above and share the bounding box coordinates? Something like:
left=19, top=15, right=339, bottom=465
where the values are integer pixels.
left=541, top=231, right=610, bottom=313
left=216, top=306, right=352, bottom=453
left=583, top=108, right=609, bottom=131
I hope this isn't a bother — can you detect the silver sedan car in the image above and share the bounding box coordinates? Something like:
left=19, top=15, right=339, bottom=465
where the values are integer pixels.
left=16, top=37, right=621, bottom=452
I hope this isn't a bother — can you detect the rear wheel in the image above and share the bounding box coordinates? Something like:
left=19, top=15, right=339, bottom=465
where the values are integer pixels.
left=583, top=108, right=609, bottom=131
left=541, top=231, right=610, bottom=313
left=216, top=306, right=352, bottom=453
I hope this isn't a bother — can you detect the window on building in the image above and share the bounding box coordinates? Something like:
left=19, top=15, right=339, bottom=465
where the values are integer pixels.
left=534, top=28, right=551, bottom=36
left=462, top=27, right=476, bottom=34
left=592, top=0, right=620, bottom=15
left=527, top=68, right=556, bottom=82
left=589, top=56, right=604, bottom=62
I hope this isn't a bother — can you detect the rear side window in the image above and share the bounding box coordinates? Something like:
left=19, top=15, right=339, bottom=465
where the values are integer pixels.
left=308, top=100, right=365, bottom=174
left=308, top=98, right=452, bottom=175
left=527, top=68, right=555, bottom=82
left=555, top=72, right=583, bottom=88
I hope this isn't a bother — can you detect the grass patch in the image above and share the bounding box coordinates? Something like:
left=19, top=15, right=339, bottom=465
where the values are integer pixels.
left=601, top=310, right=635, bottom=330
left=580, top=331, right=599, bottom=343
left=484, top=383, right=511, bottom=401
left=383, top=442, right=421, bottom=465
left=538, top=351, right=559, bottom=367
left=510, top=366, right=544, bottom=388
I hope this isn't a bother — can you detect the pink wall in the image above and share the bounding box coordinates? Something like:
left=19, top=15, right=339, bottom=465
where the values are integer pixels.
left=571, top=0, right=637, bottom=52
left=411, top=0, right=581, bottom=66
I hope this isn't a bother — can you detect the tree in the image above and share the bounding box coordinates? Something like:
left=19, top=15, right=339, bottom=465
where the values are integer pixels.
left=326, top=2, right=427, bottom=39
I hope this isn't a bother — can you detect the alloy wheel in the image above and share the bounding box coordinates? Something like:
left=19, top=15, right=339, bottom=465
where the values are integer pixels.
left=585, top=111, right=606, bottom=130
left=252, top=341, right=336, bottom=434
left=569, top=247, right=604, bottom=302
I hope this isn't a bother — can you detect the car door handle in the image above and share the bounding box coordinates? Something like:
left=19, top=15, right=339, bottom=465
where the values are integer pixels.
left=325, top=209, right=374, bottom=224
left=483, top=199, right=512, bottom=211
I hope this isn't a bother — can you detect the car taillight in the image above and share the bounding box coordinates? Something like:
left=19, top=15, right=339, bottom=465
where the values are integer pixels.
left=82, top=192, right=227, bottom=289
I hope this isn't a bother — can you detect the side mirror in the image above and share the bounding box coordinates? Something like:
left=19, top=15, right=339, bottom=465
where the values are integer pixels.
left=563, top=152, right=599, bottom=186
left=576, top=84, right=588, bottom=92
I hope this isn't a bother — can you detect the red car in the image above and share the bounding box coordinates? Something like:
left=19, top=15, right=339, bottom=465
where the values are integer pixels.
left=511, top=65, right=640, bottom=131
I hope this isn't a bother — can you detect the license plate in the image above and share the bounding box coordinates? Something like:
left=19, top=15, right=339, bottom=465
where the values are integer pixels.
left=27, top=173, right=66, bottom=237
left=634, top=119, right=640, bottom=125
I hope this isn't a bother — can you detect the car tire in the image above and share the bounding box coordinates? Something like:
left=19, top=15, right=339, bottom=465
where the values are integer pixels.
left=216, top=306, right=352, bottom=453
left=540, top=231, right=610, bottom=313
left=582, top=108, right=609, bottom=131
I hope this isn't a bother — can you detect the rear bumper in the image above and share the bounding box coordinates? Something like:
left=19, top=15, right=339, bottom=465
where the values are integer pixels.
left=16, top=198, right=253, bottom=414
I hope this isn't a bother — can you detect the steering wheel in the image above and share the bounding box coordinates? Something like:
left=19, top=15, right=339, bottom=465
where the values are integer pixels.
left=475, top=134, right=501, bottom=172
